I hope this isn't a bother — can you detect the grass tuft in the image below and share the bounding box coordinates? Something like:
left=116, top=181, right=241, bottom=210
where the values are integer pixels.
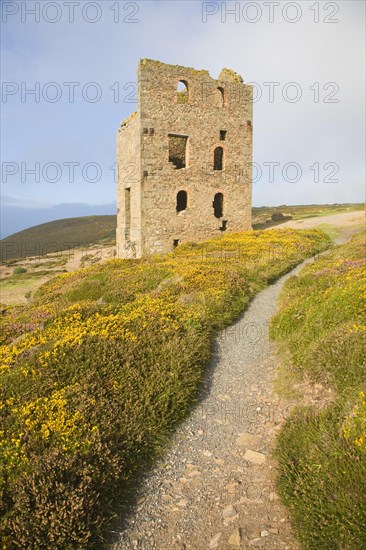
left=271, top=231, right=366, bottom=549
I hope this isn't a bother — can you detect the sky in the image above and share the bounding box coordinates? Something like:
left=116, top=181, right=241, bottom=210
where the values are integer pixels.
left=1, top=0, right=365, bottom=237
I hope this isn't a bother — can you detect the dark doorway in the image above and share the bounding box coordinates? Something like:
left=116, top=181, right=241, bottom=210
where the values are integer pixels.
left=125, top=188, right=131, bottom=238
left=214, top=146, right=223, bottom=170
left=176, top=190, right=187, bottom=212
left=213, top=193, right=224, bottom=218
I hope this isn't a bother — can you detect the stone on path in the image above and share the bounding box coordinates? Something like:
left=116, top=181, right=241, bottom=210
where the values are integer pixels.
left=244, top=449, right=266, bottom=465
left=228, top=527, right=242, bottom=546
left=187, top=470, right=201, bottom=477
left=223, top=504, right=239, bottom=526
left=236, top=432, right=259, bottom=447
left=209, top=532, right=222, bottom=548
left=222, top=505, right=237, bottom=518
left=203, top=450, right=213, bottom=457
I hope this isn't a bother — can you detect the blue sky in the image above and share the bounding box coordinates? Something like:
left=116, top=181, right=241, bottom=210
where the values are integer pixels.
left=1, top=0, right=365, bottom=236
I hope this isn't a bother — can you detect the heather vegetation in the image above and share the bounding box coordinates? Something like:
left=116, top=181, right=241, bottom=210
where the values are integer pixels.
left=0, top=228, right=329, bottom=548
left=271, top=232, right=366, bottom=549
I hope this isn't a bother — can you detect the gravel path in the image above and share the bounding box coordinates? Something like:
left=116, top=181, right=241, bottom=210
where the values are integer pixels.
left=111, top=217, right=364, bottom=550
left=111, top=258, right=317, bottom=550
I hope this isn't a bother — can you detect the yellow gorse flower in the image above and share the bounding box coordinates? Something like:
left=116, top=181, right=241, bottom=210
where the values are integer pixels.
left=0, top=228, right=331, bottom=478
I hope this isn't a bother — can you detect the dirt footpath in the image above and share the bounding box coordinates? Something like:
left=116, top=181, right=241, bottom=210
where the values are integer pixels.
left=112, top=255, right=304, bottom=550
left=111, top=212, right=364, bottom=550
left=278, top=210, right=364, bottom=236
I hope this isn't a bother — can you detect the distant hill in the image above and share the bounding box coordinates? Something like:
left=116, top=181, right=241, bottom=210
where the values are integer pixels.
left=1, top=199, right=116, bottom=238
left=0, top=215, right=117, bottom=262
left=1, top=203, right=363, bottom=263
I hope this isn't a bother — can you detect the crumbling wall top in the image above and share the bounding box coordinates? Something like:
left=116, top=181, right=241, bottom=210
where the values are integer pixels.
left=139, top=58, right=210, bottom=77
left=138, top=59, right=245, bottom=86
left=119, top=110, right=137, bottom=131
left=218, top=68, right=244, bottom=83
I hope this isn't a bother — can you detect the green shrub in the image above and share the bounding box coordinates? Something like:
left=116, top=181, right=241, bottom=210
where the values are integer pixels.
left=12, top=266, right=27, bottom=275
left=274, top=404, right=366, bottom=549
left=271, top=231, right=366, bottom=548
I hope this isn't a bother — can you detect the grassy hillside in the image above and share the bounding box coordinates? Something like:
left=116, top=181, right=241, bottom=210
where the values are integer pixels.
left=252, top=202, right=364, bottom=229
left=0, top=215, right=116, bottom=262
left=0, top=228, right=329, bottom=548
left=1, top=204, right=363, bottom=262
left=270, top=232, right=366, bottom=549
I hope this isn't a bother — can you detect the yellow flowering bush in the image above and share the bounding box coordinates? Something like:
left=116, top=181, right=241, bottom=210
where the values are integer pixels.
left=0, top=228, right=329, bottom=548
left=1, top=385, right=97, bottom=488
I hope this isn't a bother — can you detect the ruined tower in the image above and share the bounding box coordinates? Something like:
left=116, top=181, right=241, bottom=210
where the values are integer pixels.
left=116, top=59, right=253, bottom=258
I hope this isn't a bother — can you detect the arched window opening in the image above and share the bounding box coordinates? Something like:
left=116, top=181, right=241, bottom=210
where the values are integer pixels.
left=214, top=146, right=224, bottom=171
left=213, top=193, right=224, bottom=219
left=216, top=86, right=225, bottom=107
left=177, top=80, right=189, bottom=104
left=176, top=190, right=187, bottom=212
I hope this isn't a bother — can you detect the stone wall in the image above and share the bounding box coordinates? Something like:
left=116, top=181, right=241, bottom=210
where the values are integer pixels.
left=117, top=59, right=253, bottom=258
left=116, top=112, right=141, bottom=257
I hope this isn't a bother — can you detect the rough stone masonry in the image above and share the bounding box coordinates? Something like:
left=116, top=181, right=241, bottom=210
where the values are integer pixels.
left=116, top=59, right=253, bottom=258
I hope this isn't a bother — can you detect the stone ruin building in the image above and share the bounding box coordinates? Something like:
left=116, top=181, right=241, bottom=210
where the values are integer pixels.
left=116, top=59, right=253, bottom=258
